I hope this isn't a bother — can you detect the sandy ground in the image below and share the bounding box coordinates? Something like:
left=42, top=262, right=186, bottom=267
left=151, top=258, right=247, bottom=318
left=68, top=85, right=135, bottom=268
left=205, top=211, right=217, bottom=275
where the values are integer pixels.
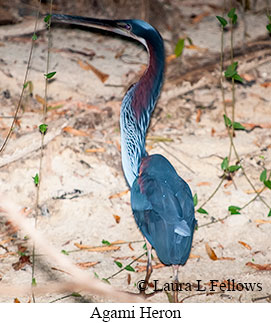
left=0, top=1, right=271, bottom=303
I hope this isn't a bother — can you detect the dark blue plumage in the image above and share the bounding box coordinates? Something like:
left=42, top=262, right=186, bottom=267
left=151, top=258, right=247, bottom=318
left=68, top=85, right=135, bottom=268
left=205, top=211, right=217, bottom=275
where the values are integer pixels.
left=131, top=154, right=196, bottom=265
left=51, top=15, right=196, bottom=297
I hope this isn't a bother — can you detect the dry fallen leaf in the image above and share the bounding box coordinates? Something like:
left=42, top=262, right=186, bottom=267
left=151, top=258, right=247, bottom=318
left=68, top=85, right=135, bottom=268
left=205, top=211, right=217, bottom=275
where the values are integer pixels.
left=51, top=267, right=70, bottom=275
left=77, top=59, right=109, bottom=83
left=85, top=147, right=105, bottom=153
left=131, top=256, right=147, bottom=263
left=189, top=253, right=200, bottom=259
left=260, top=82, right=271, bottom=88
left=238, top=241, right=252, bottom=250
left=196, top=109, right=201, bottom=122
left=76, top=261, right=99, bottom=269
left=246, top=262, right=271, bottom=271
left=74, top=243, right=120, bottom=252
left=254, top=219, right=271, bottom=224
left=185, top=44, right=208, bottom=52
left=127, top=273, right=131, bottom=285
left=0, top=237, right=13, bottom=245
left=205, top=243, right=218, bottom=261
left=242, top=122, right=271, bottom=130
left=136, top=263, right=165, bottom=272
left=211, top=127, right=216, bottom=136
left=0, top=251, right=16, bottom=258
left=196, top=182, right=211, bottom=187
left=240, top=73, right=255, bottom=82
left=115, top=140, right=121, bottom=152
left=192, top=11, right=210, bottom=24
left=14, top=298, right=20, bottom=303
left=224, top=180, right=233, bottom=188
left=63, top=126, right=89, bottom=137
left=12, top=255, right=32, bottom=271
left=113, top=214, right=121, bottom=224
left=166, top=54, right=177, bottom=63
left=35, top=94, right=46, bottom=106
left=110, top=240, right=126, bottom=245
left=128, top=242, right=134, bottom=251
left=109, top=189, right=129, bottom=199
left=245, top=187, right=266, bottom=194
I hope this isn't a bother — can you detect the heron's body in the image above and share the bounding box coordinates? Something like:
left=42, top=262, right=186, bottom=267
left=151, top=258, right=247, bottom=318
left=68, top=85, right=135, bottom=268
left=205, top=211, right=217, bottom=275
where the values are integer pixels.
left=131, top=154, right=195, bottom=265
left=51, top=14, right=196, bottom=292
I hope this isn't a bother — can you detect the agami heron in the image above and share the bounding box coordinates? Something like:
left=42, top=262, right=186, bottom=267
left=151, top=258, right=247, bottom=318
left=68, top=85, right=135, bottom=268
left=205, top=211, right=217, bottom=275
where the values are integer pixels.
left=51, top=14, right=196, bottom=300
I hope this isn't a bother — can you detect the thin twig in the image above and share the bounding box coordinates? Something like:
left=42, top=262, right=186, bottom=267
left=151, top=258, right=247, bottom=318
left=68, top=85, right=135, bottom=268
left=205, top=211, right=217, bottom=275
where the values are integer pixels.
left=105, top=252, right=146, bottom=281
left=157, top=142, right=195, bottom=174
left=32, top=2, right=53, bottom=303
left=0, top=4, right=41, bottom=153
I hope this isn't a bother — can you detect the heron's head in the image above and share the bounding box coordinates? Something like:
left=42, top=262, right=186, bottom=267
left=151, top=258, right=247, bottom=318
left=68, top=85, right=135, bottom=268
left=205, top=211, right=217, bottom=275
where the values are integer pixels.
left=51, top=15, right=162, bottom=50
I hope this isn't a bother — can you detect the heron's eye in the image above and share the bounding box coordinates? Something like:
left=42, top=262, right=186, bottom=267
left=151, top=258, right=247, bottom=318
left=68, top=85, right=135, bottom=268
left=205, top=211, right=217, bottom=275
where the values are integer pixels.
left=118, top=22, right=132, bottom=31
left=125, top=23, right=132, bottom=31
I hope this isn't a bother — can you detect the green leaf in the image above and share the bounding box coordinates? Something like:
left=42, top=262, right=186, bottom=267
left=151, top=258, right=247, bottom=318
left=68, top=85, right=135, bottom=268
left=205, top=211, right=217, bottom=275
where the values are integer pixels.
left=227, top=8, right=235, bottom=18
left=260, top=169, right=267, bottom=182
left=71, top=292, right=82, bottom=297
left=233, top=121, right=245, bottom=130
left=193, top=193, right=198, bottom=207
left=102, top=239, right=111, bottom=245
left=186, top=37, right=193, bottom=45
left=102, top=278, right=111, bottom=284
left=228, top=205, right=241, bottom=214
left=61, top=249, right=69, bottom=255
left=232, top=14, right=238, bottom=24
left=175, top=38, right=185, bottom=57
left=267, top=24, right=271, bottom=32
left=44, top=14, right=52, bottom=23
left=223, top=114, right=232, bottom=127
left=268, top=209, right=271, bottom=217
left=32, top=33, right=37, bottom=41
left=225, top=62, right=238, bottom=78
left=197, top=207, right=208, bottom=215
left=94, top=272, right=99, bottom=279
left=32, top=173, right=39, bottom=185
left=142, top=243, right=147, bottom=250
left=114, top=261, right=123, bottom=268
left=44, top=71, right=56, bottom=79
left=124, top=265, right=135, bottom=272
left=227, top=8, right=238, bottom=24
left=264, top=180, right=271, bottom=189
left=233, top=74, right=244, bottom=83
left=228, top=165, right=241, bottom=172
left=32, top=278, right=37, bottom=286
left=227, top=8, right=236, bottom=19
left=24, top=81, right=30, bottom=89
left=221, top=157, right=229, bottom=171
left=216, top=16, right=228, bottom=27
left=23, top=80, right=33, bottom=94
left=39, top=123, right=48, bottom=134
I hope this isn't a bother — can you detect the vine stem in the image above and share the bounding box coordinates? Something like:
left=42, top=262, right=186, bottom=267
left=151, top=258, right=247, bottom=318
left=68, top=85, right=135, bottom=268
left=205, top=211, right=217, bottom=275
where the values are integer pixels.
left=105, top=252, right=146, bottom=281
left=0, top=4, right=41, bottom=153
left=199, top=5, right=271, bottom=216
left=32, top=1, right=53, bottom=303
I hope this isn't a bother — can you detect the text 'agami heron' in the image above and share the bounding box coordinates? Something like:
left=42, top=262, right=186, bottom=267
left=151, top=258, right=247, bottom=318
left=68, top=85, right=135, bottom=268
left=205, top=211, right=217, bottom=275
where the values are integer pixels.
left=51, top=14, right=196, bottom=300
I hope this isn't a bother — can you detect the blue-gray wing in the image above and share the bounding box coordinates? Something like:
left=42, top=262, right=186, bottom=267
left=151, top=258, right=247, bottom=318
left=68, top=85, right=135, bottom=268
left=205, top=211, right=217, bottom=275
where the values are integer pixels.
left=131, top=154, right=196, bottom=265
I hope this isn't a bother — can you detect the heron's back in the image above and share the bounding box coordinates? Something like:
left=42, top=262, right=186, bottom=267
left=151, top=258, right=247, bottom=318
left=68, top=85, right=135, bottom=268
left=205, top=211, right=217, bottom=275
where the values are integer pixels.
left=131, top=154, right=196, bottom=265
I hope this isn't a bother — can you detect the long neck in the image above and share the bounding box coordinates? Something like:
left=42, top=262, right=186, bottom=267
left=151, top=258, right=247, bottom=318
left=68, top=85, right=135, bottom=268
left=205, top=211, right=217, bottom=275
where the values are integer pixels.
left=120, top=32, right=165, bottom=187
